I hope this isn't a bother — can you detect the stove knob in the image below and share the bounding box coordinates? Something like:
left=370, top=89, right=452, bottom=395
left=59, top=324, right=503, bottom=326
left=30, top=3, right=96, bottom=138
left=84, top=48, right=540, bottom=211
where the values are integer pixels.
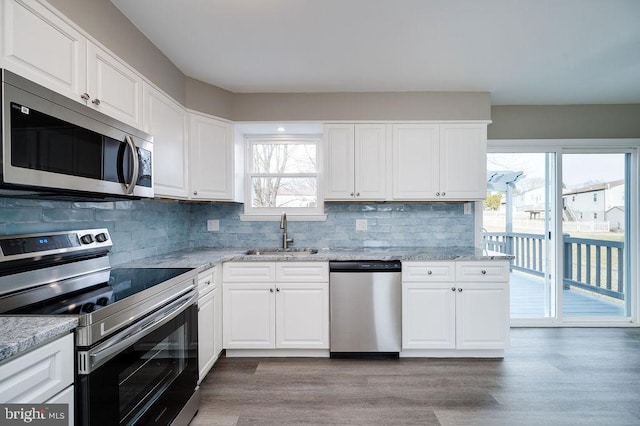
left=83, top=302, right=96, bottom=313
left=96, top=297, right=110, bottom=306
left=95, top=232, right=109, bottom=243
left=80, top=234, right=94, bottom=245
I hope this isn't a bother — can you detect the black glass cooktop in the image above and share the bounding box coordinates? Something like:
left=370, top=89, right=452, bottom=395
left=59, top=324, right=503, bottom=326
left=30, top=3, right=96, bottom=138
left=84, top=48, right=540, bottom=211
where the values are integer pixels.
left=10, top=267, right=193, bottom=315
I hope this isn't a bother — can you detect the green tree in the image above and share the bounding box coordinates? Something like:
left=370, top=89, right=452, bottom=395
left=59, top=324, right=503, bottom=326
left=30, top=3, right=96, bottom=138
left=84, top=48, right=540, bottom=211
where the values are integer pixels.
left=484, top=193, right=503, bottom=211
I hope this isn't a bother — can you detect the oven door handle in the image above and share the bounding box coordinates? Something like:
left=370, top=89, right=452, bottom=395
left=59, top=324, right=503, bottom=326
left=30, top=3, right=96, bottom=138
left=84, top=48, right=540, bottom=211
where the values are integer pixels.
left=78, top=291, right=197, bottom=374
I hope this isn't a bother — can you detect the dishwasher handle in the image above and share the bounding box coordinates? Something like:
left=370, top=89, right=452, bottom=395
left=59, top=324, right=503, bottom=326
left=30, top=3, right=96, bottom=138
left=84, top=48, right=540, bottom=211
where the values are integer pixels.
left=329, top=260, right=401, bottom=273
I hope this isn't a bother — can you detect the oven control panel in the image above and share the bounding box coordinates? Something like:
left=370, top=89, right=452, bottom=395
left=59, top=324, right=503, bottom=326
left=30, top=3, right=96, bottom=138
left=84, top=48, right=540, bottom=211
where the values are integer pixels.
left=0, top=228, right=112, bottom=260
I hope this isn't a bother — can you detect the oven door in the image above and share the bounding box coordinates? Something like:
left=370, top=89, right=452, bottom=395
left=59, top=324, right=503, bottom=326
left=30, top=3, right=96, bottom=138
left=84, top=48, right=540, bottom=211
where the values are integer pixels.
left=77, top=292, right=198, bottom=426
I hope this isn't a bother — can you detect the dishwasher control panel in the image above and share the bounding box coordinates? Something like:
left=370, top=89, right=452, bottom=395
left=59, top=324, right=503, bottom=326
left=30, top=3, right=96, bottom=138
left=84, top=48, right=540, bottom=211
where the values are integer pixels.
left=329, top=260, right=401, bottom=272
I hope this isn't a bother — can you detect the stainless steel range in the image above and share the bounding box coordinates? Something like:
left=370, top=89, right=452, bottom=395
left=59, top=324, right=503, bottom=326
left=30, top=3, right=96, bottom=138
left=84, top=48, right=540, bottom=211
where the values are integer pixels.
left=0, top=229, right=199, bottom=425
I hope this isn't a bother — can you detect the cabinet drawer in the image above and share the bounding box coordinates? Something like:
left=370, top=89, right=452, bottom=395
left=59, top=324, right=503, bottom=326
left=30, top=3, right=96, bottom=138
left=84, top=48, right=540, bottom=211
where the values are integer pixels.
left=198, top=267, right=216, bottom=296
left=0, top=333, right=74, bottom=403
left=402, top=262, right=455, bottom=282
left=276, top=262, right=329, bottom=282
left=456, top=261, right=510, bottom=282
left=223, top=262, right=276, bottom=282
left=46, top=385, right=74, bottom=425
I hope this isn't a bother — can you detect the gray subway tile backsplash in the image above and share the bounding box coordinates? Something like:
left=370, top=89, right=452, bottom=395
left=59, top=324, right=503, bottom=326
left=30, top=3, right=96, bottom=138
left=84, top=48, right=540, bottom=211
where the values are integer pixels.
left=0, top=197, right=474, bottom=265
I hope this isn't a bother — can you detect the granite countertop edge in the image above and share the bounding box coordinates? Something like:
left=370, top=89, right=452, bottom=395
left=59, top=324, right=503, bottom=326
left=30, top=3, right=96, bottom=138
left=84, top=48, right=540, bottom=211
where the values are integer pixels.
left=0, top=316, right=78, bottom=364
left=125, top=247, right=514, bottom=270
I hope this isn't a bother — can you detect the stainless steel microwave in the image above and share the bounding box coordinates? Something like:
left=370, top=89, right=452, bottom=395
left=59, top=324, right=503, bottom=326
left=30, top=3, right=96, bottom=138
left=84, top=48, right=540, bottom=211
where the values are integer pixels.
left=1, top=69, right=153, bottom=198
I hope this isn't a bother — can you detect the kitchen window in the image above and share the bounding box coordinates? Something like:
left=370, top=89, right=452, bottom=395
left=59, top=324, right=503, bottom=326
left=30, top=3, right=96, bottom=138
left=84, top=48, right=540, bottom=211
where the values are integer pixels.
left=243, top=136, right=324, bottom=217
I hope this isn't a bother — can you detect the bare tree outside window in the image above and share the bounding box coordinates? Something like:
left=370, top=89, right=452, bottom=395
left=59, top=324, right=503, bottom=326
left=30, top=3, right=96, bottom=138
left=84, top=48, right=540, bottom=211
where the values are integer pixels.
left=246, top=138, right=321, bottom=213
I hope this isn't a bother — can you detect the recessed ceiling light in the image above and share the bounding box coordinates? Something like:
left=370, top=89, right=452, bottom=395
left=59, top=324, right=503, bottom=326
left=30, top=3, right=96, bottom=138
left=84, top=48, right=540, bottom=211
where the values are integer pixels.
left=277, top=127, right=285, bottom=132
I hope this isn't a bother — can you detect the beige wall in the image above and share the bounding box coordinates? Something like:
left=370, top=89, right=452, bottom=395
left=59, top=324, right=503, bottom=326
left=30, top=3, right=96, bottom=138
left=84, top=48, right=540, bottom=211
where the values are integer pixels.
left=232, top=91, right=491, bottom=121
left=489, top=105, right=640, bottom=139
left=47, top=0, right=186, bottom=104
left=185, top=78, right=234, bottom=120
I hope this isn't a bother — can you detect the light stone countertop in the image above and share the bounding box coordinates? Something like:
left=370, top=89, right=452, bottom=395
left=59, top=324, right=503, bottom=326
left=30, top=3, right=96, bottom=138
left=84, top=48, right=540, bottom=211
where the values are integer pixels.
left=124, top=246, right=514, bottom=271
left=0, top=316, right=78, bottom=364
left=0, top=247, right=511, bottom=362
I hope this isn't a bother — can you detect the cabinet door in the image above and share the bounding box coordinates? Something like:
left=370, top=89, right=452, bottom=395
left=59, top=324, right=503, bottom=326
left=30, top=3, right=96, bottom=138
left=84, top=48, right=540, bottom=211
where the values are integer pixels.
left=86, top=41, right=143, bottom=128
left=197, top=289, right=215, bottom=383
left=2, top=0, right=86, bottom=101
left=189, top=113, right=234, bottom=200
left=402, top=282, right=456, bottom=349
left=323, top=124, right=355, bottom=200
left=392, top=124, right=440, bottom=199
left=0, top=333, right=73, bottom=403
left=355, top=124, right=388, bottom=200
left=439, top=124, right=487, bottom=200
left=144, top=83, right=188, bottom=198
left=213, top=284, right=223, bottom=360
left=455, top=283, right=510, bottom=349
left=275, top=282, right=329, bottom=349
left=223, top=283, right=275, bottom=349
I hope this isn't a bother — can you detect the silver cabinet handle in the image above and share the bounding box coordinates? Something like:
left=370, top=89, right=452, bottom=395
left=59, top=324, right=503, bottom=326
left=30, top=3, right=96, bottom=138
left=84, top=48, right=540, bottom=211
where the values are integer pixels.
left=441, top=192, right=446, bottom=196
left=205, top=280, right=211, bottom=286
left=436, top=192, right=440, bottom=196
left=427, top=270, right=433, bottom=275
left=451, top=287, right=456, bottom=292
left=92, top=98, right=101, bottom=106
left=193, top=191, right=198, bottom=195
left=276, top=288, right=280, bottom=292
left=269, top=288, right=274, bottom=293
left=458, top=288, right=463, bottom=292
left=356, top=192, right=360, bottom=197
left=81, top=93, right=90, bottom=101
left=122, top=135, right=139, bottom=195
left=481, top=270, right=487, bottom=275
left=350, top=192, right=354, bottom=196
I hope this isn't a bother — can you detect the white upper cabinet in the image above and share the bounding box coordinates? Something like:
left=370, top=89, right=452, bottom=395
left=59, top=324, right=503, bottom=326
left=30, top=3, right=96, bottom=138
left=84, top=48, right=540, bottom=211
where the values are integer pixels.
left=1, top=0, right=87, bottom=98
left=143, top=83, right=188, bottom=198
left=85, top=41, right=143, bottom=128
left=392, top=124, right=440, bottom=199
left=439, top=124, right=487, bottom=199
left=189, top=112, right=234, bottom=200
left=1, top=0, right=143, bottom=129
left=324, top=123, right=388, bottom=200
left=392, top=123, right=487, bottom=200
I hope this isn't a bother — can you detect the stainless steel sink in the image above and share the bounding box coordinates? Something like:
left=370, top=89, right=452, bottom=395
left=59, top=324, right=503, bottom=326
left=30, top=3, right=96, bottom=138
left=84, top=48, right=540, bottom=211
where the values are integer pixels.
left=245, top=248, right=318, bottom=256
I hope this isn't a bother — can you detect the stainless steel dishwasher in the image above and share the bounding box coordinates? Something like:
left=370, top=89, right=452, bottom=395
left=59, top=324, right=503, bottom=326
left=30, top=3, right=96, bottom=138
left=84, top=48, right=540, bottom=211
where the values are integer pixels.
left=329, top=260, right=402, bottom=358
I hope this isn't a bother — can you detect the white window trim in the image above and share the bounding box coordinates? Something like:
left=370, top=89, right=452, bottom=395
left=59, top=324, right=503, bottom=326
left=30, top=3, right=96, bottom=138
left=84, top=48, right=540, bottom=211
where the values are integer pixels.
left=242, top=135, right=325, bottom=219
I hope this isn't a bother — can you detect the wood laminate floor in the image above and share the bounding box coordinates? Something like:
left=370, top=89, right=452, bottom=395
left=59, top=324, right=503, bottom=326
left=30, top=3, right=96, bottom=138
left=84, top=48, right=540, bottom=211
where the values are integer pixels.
left=190, top=328, right=640, bottom=425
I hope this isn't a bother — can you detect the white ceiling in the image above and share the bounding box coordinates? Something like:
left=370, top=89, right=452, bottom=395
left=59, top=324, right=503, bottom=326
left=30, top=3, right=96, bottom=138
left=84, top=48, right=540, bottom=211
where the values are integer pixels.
left=110, top=0, right=640, bottom=105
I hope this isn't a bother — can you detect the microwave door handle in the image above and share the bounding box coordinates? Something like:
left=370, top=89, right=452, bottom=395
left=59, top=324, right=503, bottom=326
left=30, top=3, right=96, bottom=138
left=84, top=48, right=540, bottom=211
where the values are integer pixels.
left=122, top=135, right=139, bottom=195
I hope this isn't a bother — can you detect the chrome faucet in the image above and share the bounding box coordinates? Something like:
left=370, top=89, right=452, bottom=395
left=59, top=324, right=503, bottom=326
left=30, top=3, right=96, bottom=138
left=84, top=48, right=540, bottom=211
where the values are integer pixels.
left=280, top=212, right=294, bottom=249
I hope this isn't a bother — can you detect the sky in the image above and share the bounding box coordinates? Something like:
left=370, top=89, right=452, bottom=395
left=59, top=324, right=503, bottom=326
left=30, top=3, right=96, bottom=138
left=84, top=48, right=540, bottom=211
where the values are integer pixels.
left=487, top=153, right=626, bottom=190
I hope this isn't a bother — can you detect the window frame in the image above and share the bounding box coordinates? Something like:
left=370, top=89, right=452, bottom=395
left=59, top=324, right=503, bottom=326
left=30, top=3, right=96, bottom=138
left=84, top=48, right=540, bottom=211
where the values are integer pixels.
left=243, top=134, right=324, bottom=217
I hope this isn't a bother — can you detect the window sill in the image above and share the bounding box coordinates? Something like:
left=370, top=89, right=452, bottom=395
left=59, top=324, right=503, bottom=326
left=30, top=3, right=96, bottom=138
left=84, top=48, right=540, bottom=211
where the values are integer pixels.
left=239, top=214, right=327, bottom=222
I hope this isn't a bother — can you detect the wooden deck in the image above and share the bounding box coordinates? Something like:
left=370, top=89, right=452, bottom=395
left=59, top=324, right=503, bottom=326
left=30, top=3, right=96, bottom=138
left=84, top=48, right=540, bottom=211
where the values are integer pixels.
left=510, top=270, right=625, bottom=318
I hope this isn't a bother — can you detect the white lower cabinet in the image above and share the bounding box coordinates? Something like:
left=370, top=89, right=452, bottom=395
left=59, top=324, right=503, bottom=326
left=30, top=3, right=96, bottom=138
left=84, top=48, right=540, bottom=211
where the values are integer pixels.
left=0, top=333, right=74, bottom=412
left=197, top=266, right=222, bottom=383
left=402, top=261, right=510, bottom=356
left=223, top=262, right=329, bottom=352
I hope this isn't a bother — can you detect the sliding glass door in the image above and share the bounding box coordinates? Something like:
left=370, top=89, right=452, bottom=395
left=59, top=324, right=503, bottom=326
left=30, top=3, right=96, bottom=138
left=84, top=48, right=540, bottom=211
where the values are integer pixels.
left=561, top=152, right=629, bottom=319
left=485, top=152, right=557, bottom=319
left=486, top=144, right=635, bottom=324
